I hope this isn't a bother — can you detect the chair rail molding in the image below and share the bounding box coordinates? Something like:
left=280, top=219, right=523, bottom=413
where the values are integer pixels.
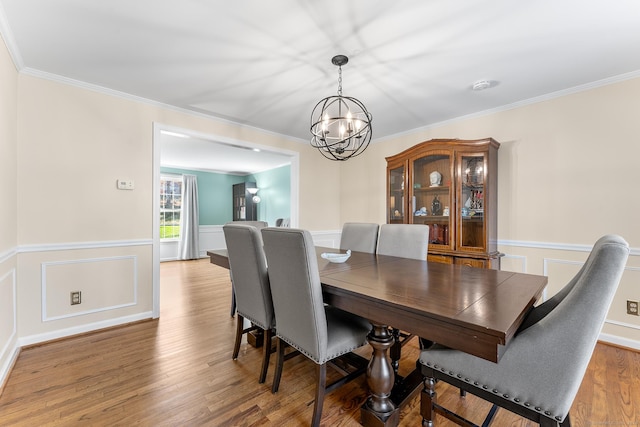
left=18, top=239, right=153, bottom=253
left=499, top=238, right=640, bottom=256
left=0, top=247, right=17, bottom=264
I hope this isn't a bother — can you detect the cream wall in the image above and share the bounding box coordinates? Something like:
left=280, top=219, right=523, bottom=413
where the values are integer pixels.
left=13, top=71, right=342, bottom=342
left=340, top=77, right=640, bottom=348
left=0, top=33, right=18, bottom=387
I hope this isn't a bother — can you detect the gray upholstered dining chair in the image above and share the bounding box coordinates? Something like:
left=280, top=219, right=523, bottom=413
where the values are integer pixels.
left=226, top=220, right=268, bottom=317
left=377, top=223, right=429, bottom=260
left=376, top=223, right=431, bottom=364
left=261, top=227, right=371, bottom=427
left=222, top=223, right=274, bottom=384
left=339, top=222, right=379, bottom=253
left=419, top=234, right=629, bottom=427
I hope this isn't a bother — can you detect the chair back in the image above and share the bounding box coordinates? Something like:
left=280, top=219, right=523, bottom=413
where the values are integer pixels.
left=227, top=220, right=268, bottom=229
left=377, top=224, right=429, bottom=260
left=420, top=234, right=629, bottom=423
left=261, top=227, right=328, bottom=362
left=518, top=234, right=628, bottom=332
left=340, top=222, right=379, bottom=253
left=222, top=223, right=273, bottom=330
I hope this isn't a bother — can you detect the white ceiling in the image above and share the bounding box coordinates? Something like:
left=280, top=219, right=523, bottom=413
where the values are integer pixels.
left=159, top=130, right=293, bottom=175
left=2, top=0, right=640, bottom=172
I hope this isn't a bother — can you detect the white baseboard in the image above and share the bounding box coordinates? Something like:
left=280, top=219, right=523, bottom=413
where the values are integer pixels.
left=0, top=344, right=19, bottom=395
left=599, top=332, right=640, bottom=352
left=18, top=311, right=154, bottom=347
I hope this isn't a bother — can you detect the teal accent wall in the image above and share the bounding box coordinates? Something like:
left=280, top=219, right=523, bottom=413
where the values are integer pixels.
left=161, top=165, right=290, bottom=226
left=247, top=165, right=291, bottom=227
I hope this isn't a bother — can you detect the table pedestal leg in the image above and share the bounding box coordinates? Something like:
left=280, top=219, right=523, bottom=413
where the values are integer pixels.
left=361, top=324, right=400, bottom=427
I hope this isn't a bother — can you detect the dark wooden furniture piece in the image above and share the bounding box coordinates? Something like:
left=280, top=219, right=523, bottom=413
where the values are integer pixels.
left=232, top=182, right=258, bottom=221
left=386, top=138, right=501, bottom=268
left=207, top=247, right=547, bottom=427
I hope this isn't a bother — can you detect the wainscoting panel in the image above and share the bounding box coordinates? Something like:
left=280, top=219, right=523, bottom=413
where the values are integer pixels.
left=0, top=267, right=17, bottom=388
left=161, top=227, right=341, bottom=262
left=311, top=230, right=341, bottom=249
left=499, top=254, right=527, bottom=274
left=42, top=256, right=137, bottom=321
left=500, top=240, right=640, bottom=350
left=160, top=225, right=224, bottom=262
left=198, top=225, right=225, bottom=257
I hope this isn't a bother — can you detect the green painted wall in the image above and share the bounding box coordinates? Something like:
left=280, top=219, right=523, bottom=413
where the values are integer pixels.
left=247, top=165, right=291, bottom=227
left=161, top=165, right=290, bottom=226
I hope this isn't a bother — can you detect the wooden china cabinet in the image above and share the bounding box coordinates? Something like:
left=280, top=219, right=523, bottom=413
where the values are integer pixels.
left=386, top=138, right=501, bottom=269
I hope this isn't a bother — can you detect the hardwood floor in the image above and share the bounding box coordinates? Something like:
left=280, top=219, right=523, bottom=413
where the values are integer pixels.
left=1, top=258, right=638, bottom=426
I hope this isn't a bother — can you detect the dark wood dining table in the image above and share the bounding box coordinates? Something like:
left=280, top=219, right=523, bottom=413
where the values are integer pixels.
left=207, top=247, right=548, bottom=427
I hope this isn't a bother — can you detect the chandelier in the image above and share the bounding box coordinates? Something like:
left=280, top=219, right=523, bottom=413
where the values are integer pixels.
left=310, top=55, right=372, bottom=161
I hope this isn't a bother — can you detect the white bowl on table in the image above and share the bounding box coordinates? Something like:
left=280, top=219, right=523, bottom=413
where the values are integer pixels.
left=321, top=250, right=351, bottom=263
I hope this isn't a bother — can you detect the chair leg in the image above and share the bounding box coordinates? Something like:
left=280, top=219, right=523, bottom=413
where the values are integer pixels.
left=420, top=375, right=437, bottom=427
left=232, top=314, right=244, bottom=360
left=311, top=363, right=327, bottom=427
left=541, top=415, right=565, bottom=427
left=258, top=328, right=273, bottom=384
left=229, top=272, right=236, bottom=317
left=390, top=328, right=401, bottom=375
left=271, top=337, right=285, bottom=393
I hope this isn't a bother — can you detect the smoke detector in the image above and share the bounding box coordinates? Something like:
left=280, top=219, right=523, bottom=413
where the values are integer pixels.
left=472, top=80, right=498, bottom=91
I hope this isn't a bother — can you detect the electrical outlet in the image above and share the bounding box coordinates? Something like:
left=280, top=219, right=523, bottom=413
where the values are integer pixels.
left=70, top=291, right=82, bottom=305
left=627, top=300, right=639, bottom=316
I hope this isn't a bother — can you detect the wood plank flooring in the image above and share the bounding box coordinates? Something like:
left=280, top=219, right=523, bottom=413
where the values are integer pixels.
left=0, top=258, right=638, bottom=426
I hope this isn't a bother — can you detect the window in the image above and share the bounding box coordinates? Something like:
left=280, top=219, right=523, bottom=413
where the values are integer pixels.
left=160, top=175, right=183, bottom=239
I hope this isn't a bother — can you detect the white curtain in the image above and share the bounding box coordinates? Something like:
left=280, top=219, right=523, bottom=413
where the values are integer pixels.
left=178, top=174, right=200, bottom=260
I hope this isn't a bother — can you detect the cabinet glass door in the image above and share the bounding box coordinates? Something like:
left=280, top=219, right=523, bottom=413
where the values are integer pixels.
left=388, top=165, right=405, bottom=223
left=412, top=153, right=452, bottom=249
left=459, top=154, right=486, bottom=251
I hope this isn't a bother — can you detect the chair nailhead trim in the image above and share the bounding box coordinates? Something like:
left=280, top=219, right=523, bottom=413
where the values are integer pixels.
left=421, top=362, right=564, bottom=422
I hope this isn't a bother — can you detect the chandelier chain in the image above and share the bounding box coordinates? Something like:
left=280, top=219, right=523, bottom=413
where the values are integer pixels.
left=337, top=65, right=343, bottom=96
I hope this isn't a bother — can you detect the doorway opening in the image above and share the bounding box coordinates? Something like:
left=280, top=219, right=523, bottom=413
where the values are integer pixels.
left=152, top=123, right=300, bottom=317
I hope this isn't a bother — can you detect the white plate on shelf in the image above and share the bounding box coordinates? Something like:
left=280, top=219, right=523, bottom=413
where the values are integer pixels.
left=321, top=250, right=351, bottom=263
